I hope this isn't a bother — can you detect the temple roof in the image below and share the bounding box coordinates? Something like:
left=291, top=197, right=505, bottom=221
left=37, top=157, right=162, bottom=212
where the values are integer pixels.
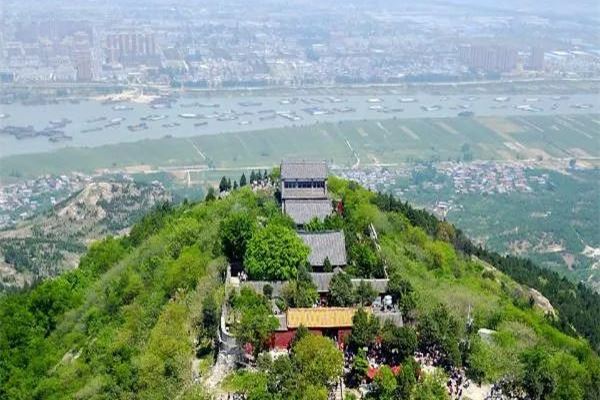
left=299, top=231, right=347, bottom=266
left=286, top=307, right=365, bottom=328
left=284, top=199, right=332, bottom=225
left=281, top=160, right=327, bottom=180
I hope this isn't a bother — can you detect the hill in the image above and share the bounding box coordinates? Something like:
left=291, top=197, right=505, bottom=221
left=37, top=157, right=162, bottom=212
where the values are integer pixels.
left=0, top=180, right=170, bottom=291
left=0, top=177, right=598, bottom=399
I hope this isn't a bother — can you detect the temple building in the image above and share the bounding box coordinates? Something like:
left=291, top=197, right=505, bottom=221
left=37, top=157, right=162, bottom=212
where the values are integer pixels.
left=280, top=160, right=332, bottom=226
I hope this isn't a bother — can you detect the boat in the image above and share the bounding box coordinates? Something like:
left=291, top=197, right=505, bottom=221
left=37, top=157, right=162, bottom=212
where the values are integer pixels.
left=151, top=103, right=170, bottom=109
left=128, top=123, right=149, bottom=132
left=86, top=117, right=107, bottom=123
left=238, top=101, right=263, bottom=107
left=421, top=105, right=442, bottom=112
left=162, top=122, right=181, bottom=128
left=49, top=118, right=72, bottom=127
left=0, top=113, right=9, bottom=119
left=112, top=105, right=133, bottom=111
left=238, top=120, right=252, bottom=126
left=399, top=98, right=416, bottom=103
left=179, top=113, right=200, bottom=119
left=198, top=103, right=220, bottom=108
left=48, top=134, right=73, bottom=143
left=141, top=114, right=168, bottom=121
left=458, top=111, right=474, bottom=117
left=194, top=121, right=208, bottom=127
left=494, top=97, right=510, bottom=102
left=81, top=127, right=103, bottom=133
left=367, top=98, right=383, bottom=103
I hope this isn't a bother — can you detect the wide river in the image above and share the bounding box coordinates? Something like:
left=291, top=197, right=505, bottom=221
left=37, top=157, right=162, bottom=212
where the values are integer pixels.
left=0, top=93, right=598, bottom=157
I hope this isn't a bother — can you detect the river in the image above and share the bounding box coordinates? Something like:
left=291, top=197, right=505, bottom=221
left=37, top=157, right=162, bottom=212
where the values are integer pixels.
left=0, top=93, right=597, bottom=157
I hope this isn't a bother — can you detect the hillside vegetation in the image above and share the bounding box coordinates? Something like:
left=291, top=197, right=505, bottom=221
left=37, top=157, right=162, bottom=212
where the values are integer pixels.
left=0, top=181, right=170, bottom=291
left=0, top=178, right=598, bottom=399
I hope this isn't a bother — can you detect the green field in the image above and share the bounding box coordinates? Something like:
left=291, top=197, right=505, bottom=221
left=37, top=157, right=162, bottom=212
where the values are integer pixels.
left=1, top=113, right=599, bottom=180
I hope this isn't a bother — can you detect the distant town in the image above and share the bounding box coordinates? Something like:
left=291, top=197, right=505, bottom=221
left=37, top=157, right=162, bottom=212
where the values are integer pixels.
left=1, top=0, right=598, bottom=89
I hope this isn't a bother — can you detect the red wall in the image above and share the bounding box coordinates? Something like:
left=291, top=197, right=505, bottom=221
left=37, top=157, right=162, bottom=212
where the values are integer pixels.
left=270, top=329, right=324, bottom=349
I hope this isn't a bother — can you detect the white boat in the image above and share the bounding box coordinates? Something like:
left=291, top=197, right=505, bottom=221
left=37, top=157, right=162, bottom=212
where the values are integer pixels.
left=367, top=98, right=383, bottom=103
left=399, top=97, right=416, bottom=103
left=179, top=113, right=199, bottom=119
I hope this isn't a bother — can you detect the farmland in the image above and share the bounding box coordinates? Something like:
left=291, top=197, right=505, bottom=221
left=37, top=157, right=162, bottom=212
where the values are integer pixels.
left=1, top=113, right=599, bottom=180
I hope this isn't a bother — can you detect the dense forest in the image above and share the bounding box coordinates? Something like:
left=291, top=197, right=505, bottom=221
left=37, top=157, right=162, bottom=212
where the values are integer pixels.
left=0, top=177, right=598, bottom=399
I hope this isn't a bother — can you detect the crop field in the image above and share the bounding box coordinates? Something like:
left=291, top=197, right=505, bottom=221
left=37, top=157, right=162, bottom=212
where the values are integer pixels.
left=1, top=113, right=598, bottom=179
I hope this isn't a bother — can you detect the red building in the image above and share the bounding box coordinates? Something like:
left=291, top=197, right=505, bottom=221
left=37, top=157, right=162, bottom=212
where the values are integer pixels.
left=270, top=307, right=360, bottom=349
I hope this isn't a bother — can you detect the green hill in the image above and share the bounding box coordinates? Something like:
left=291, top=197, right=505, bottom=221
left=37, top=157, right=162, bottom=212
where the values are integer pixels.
left=0, top=178, right=598, bottom=399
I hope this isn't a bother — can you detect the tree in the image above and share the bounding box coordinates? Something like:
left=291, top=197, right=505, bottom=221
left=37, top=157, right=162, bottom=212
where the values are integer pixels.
left=380, top=322, right=417, bottom=364
left=350, top=308, right=379, bottom=349
left=388, top=272, right=416, bottom=316
left=201, top=295, right=219, bottom=337
left=292, top=334, right=344, bottom=387
left=411, top=370, right=450, bottom=400
left=244, top=224, right=310, bottom=280
left=233, top=288, right=279, bottom=357
left=220, top=211, right=256, bottom=261
left=417, top=304, right=461, bottom=368
left=205, top=187, right=216, bottom=201
left=329, top=273, right=355, bottom=307
left=219, top=176, right=229, bottom=192
left=240, top=173, right=247, bottom=187
left=233, top=180, right=238, bottom=190
left=263, top=284, right=273, bottom=299
left=250, top=170, right=257, bottom=184
left=520, top=347, right=556, bottom=400
left=323, top=256, right=333, bottom=272
left=354, top=280, right=377, bottom=306
left=350, top=242, right=384, bottom=278
left=290, top=324, right=310, bottom=350
left=396, top=358, right=418, bottom=399
left=350, top=348, right=369, bottom=386
left=282, top=279, right=318, bottom=308
left=371, top=366, right=397, bottom=400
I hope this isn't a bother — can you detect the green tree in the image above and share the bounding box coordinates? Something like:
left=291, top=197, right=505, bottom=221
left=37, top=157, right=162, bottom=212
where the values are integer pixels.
left=205, top=187, right=216, bottom=201
left=201, top=294, right=219, bottom=338
left=350, top=308, right=379, bottom=349
left=371, top=365, right=397, bottom=400
left=282, top=279, right=318, bottom=308
left=329, top=273, right=355, bottom=307
left=520, top=347, right=556, bottom=400
left=240, top=173, right=247, bottom=187
left=233, top=288, right=279, bottom=357
left=380, top=322, right=417, bottom=364
left=396, top=358, right=418, bottom=399
left=220, top=211, right=256, bottom=261
left=417, top=304, right=461, bottom=368
left=411, top=370, right=450, bottom=400
left=219, top=176, right=229, bottom=192
left=292, top=334, right=344, bottom=387
left=244, top=224, right=309, bottom=280
left=350, top=348, right=369, bottom=386
left=388, top=272, right=417, bottom=317
left=354, top=280, right=377, bottom=306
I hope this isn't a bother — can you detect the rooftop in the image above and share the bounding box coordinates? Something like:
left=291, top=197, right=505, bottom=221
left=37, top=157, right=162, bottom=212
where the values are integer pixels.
left=281, top=160, right=327, bottom=180
left=299, top=231, right=347, bottom=267
left=286, top=307, right=365, bottom=329
left=284, top=199, right=332, bottom=225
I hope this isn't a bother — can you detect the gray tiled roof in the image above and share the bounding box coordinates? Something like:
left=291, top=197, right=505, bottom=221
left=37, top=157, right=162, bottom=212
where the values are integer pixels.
left=299, top=231, right=347, bottom=267
left=309, top=272, right=389, bottom=293
left=284, top=199, right=332, bottom=225
left=281, top=187, right=328, bottom=200
left=374, top=311, right=403, bottom=327
left=281, top=160, right=327, bottom=180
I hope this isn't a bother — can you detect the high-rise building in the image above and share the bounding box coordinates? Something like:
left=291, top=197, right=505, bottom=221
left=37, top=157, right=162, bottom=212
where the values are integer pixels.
left=72, top=32, right=93, bottom=81
left=528, top=47, right=545, bottom=70
left=105, top=32, right=157, bottom=65
left=459, top=44, right=517, bottom=73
